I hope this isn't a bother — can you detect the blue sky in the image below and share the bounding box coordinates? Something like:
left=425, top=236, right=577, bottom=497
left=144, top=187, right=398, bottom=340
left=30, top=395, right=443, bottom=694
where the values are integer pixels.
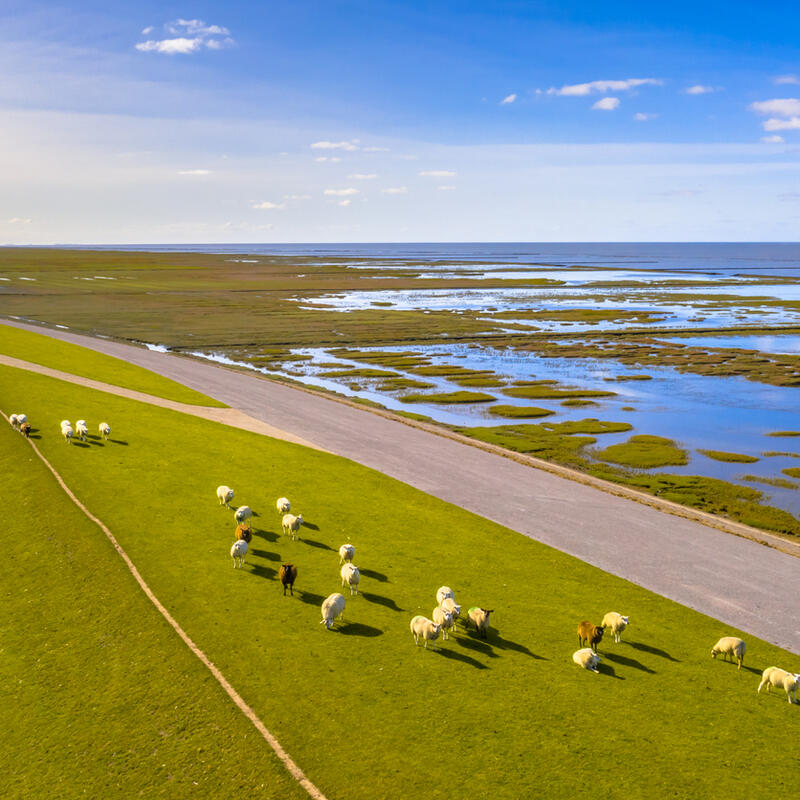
left=2, top=1, right=800, bottom=242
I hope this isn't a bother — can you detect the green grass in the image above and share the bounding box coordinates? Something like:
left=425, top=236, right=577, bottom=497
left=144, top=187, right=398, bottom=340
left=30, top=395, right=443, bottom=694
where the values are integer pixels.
left=698, top=450, right=760, bottom=463
left=0, top=323, right=226, bottom=406
left=3, top=365, right=800, bottom=799
left=740, top=474, right=799, bottom=490
left=2, top=365, right=800, bottom=799
left=398, top=390, right=497, bottom=404
left=782, top=467, right=800, bottom=479
left=487, top=404, right=555, bottom=419
left=761, top=451, right=800, bottom=458
left=597, top=435, right=690, bottom=468
left=502, top=385, right=617, bottom=400
left=767, top=431, right=800, bottom=437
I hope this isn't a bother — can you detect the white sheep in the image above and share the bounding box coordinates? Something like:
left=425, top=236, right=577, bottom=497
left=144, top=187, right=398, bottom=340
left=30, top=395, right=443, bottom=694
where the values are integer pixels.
left=230, top=539, right=248, bottom=568
left=339, top=544, right=355, bottom=565
left=9, top=414, right=19, bottom=429
left=602, top=612, right=630, bottom=644
left=410, top=615, right=442, bottom=649
left=276, top=497, right=291, bottom=514
left=340, top=563, right=361, bottom=595
left=758, top=667, right=800, bottom=704
left=467, top=607, right=493, bottom=639
left=282, top=513, right=303, bottom=540
left=98, top=422, right=111, bottom=440
left=75, top=420, right=88, bottom=442
left=441, top=597, right=461, bottom=632
left=711, top=636, right=747, bottom=670
left=436, top=586, right=455, bottom=606
left=217, top=485, right=235, bottom=508
left=432, top=606, right=454, bottom=640
left=234, top=506, right=252, bottom=526
left=61, top=423, right=73, bottom=444
left=573, top=648, right=602, bottom=673
left=321, top=593, right=346, bottom=630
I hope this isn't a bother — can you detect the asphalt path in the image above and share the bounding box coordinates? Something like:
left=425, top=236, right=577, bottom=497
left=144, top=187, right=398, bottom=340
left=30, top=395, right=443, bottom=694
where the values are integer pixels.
left=4, top=318, right=799, bottom=654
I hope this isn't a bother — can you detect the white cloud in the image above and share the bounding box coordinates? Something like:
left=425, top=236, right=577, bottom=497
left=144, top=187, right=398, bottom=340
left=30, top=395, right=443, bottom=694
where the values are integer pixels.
left=137, top=38, right=203, bottom=54
left=167, top=19, right=230, bottom=36
left=684, top=85, right=715, bottom=95
left=592, top=97, right=620, bottom=111
left=324, top=188, right=359, bottom=196
left=141, top=26, right=154, bottom=35
left=6, top=217, right=32, bottom=224
left=763, top=117, right=800, bottom=131
left=177, top=169, right=211, bottom=175
left=315, top=156, right=342, bottom=162
left=773, top=75, right=800, bottom=85
left=634, top=112, right=657, bottom=121
left=419, top=170, right=456, bottom=177
left=283, top=194, right=312, bottom=200
left=547, top=78, right=661, bottom=96
left=136, top=19, right=233, bottom=55
left=381, top=186, right=408, bottom=194
left=338, top=199, right=352, bottom=206
left=750, top=98, right=800, bottom=117
left=251, top=201, right=285, bottom=210
left=348, top=173, right=377, bottom=180
left=437, top=185, right=456, bottom=191
left=311, top=140, right=359, bottom=151
left=500, top=93, right=517, bottom=105
left=761, top=135, right=785, bottom=143
left=363, top=146, right=390, bottom=152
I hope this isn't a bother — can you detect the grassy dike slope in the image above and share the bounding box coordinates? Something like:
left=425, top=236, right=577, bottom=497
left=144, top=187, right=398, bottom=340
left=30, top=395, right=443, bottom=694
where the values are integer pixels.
left=0, top=422, right=307, bottom=798
left=0, top=323, right=226, bottom=406
left=1, top=364, right=798, bottom=799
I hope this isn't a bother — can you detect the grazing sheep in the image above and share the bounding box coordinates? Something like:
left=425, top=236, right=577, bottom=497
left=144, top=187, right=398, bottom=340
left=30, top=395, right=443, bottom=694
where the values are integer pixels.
left=468, top=607, right=493, bottom=639
left=20, top=422, right=31, bottom=438
left=9, top=414, right=19, bottom=430
left=573, top=648, right=602, bottom=673
left=75, top=420, right=88, bottom=442
left=16, top=414, right=26, bottom=425
left=340, top=563, right=361, bottom=595
left=321, top=593, right=346, bottom=630
left=276, top=497, right=291, bottom=514
left=577, top=621, right=605, bottom=653
left=98, top=422, right=111, bottom=440
left=758, top=667, right=800, bottom=704
left=234, top=506, right=252, bottom=526
left=410, top=615, right=442, bottom=649
left=602, top=612, right=630, bottom=644
left=711, top=636, right=747, bottom=670
left=61, top=422, right=73, bottom=444
left=279, top=563, right=298, bottom=596
left=432, top=606, right=454, bottom=640
left=230, top=539, right=248, bottom=568
left=282, top=513, right=304, bottom=540
left=338, top=543, right=355, bottom=565
left=235, top=523, right=252, bottom=544
left=436, top=586, right=455, bottom=606
left=217, top=485, right=235, bottom=508
left=442, top=597, right=461, bottom=632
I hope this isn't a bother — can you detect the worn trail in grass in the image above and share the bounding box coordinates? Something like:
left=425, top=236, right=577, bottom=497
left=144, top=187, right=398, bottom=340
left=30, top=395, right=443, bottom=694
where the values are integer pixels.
left=2, top=364, right=799, bottom=800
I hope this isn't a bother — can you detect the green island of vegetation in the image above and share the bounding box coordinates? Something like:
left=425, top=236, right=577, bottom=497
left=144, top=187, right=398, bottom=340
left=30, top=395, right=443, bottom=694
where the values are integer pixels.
left=487, top=405, right=555, bottom=419
left=698, top=450, right=760, bottom=463
left=399, top=390, right=497, bottom=404
left=596, top=435, right=690, bottom=469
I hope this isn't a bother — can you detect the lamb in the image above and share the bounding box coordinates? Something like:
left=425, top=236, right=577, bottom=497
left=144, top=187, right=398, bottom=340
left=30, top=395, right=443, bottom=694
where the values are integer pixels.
left=282, top=513, right=304, bottom=540
left=757, top=667, right=800, bottom=704
left=338, top=543, right=355, bottom=565
left=601, top=612, right=630, bottom=644
left=711, top=636, right=747, bottom=670
left=61, top=421, right=73, bottom=444
left=279, top=563, right=298, bottom=596
left=235, top=523, right=252, bottom=544
left=410, top=615, right=442, bottom=649
left=276, top=497, right=291, bottom=514
left=436, top=586, right=455, bottom=606
left=468, top=607, right=493, bottom=639
left=340, top=563, right=361, bottom=595
left=432, top=606, right=454, bottom=640
left=577, top=621, right=605, bottom=653
left=217, top=485, right=235, bottom=508
left=234, top=506, right=252, bottom=526
left=75, top=419, right=88, bottom=442
left=98, top=422, right=111, bottom=440
left=20, top=422, right=31, bottom=438
left=230, top=539, right=248, bottom=568
left=573, top=648, right=602, bottom=673
left=442, top=597, right=461, bottom=632
left=321, top=593, right=346, bottom=630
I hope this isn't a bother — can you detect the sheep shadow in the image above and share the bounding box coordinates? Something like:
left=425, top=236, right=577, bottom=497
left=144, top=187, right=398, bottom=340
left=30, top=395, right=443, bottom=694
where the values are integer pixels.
left=297, top=591, right=326, bottom=607
left=361, top=592, right=404, bottom=612
left=250, top=548, right=281, bottom=562
left=492, top=631, right=546, bottom=660
left=627, top=641, right=680, bottom=662
left=108, top=439, right=128, bottom=445
left=255, top=529, right=279, bottom=543
left=248, top=563, right=277, bottom=580
left=432, top=646, right=488, bottom=669
left=603, top=651, right=656, bottom=674
left=714, top=661, right=761, bottom=676
left=360, top=568, right=389, bottom=583
left=70, top=441, right=90, bottom=448
left=597, top=662, right=625, bottom=680
left=454, top=633, right=500, bottom=659
left=338, top=622, right=383, bottom=637
left=301, top=521, right=320, bottom=531
left=302, top=538, right=334, bottom=551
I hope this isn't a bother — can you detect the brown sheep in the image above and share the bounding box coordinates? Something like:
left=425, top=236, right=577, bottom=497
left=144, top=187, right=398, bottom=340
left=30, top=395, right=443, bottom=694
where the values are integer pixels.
left=279, top=563, right=298, bottom=596
left=20, top=422, right=31, bottom=438
left=235, top=523, right=252, bottom=544
left=577, top=621, right=605, bottom=653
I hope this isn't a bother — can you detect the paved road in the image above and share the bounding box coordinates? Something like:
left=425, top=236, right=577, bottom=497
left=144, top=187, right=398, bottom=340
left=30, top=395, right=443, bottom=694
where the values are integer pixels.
left=4, top=318, right=799, bottom=653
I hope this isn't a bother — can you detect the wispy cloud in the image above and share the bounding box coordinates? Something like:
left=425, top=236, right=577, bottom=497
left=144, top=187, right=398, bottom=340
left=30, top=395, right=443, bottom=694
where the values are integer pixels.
left=500, top=93, right=517, bottom=105
left=774, top=75, right=800, bottom=85
left=348, top=173, right=377, bottom=180
left=437, top=185, right=456, bottom=191
left=547, top=78, right=661, bottom=96
left=592, top=97, right=620, bottom=111
left=311, top=140, right=359, bottom=151
left=338, top=199, right=352, bottom=206
left=761, top=135, right=785, bottom=143
left=634, top=112, right=657, bottom=121
left=315, top=156, right=342, bottom=162
left=136, top=19, right=233, bottom=54
left=381, top=186, right=408, bottom=194
left=283, top=194, right=312, bottom=200
left=684, top=85, right=715, bottom=95
left=6, top=217, right=32, bottom=224
left=363, top=146, right=390, bottom=152
left=749, top=98, right=800, bottom=132
left=419, top=170, right=456, bottom=177
left=324, top=188, right=359, bottom=196
left=251, top=201, right=285, bottom=210
left=177, top=169, right=211, bottom=175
